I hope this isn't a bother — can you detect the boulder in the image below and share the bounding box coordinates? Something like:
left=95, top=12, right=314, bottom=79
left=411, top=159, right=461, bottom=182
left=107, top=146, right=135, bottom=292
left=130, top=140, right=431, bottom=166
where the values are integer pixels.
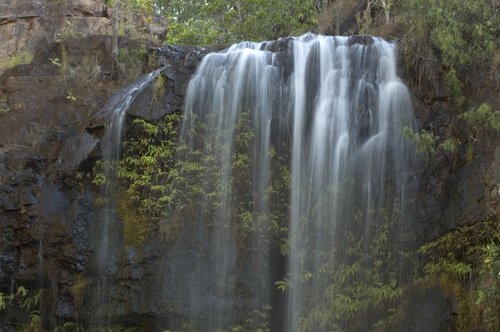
left=66, top=0, right=105, bottom=17
left=56, top=133, right=99, bottom=173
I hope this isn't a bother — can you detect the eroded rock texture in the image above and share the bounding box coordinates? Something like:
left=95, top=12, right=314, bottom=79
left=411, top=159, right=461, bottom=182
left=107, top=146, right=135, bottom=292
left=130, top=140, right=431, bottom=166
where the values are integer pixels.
left=0, top=1, right=171, bottom=329
left=0, top=1, right=498, bottom=331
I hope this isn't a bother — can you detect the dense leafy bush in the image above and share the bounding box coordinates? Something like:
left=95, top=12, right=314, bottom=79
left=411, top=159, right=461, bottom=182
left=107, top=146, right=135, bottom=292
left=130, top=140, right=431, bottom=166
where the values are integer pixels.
left=164, top=0, right=321, bottom=45
left=401, top=0, right=496, bottom=101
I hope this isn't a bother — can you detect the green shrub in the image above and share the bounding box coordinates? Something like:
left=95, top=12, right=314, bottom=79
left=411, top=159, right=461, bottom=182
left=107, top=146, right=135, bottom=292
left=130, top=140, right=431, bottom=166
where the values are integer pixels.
left=164, top=0, right=320, bottom=46
left=401, top=0, right=496, bottom=101
left=402, top=127, right=438, bottom=159
left=439, top=137, right=460, bottom=156
left=118, top=113, right=181, bottom=242
left=461, top=103, right=500, bottom=135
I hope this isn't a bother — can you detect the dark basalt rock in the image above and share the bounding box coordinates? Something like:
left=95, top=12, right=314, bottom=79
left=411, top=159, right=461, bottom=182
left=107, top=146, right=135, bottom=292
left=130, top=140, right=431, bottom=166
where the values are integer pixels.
left=262, top=36, right=294, bottom=52
left=0, top=3, right=498, bottom=328
left=348, top=34, right=375, bottom=45
left=55, top=133, right=99, bottom=173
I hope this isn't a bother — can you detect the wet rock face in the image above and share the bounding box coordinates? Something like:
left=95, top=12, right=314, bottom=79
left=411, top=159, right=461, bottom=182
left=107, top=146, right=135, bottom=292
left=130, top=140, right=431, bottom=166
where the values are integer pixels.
left=55, top=133, right=99, bottom=173
left=0, top=139, right=102, bottom=327
left=0, top=0, right=170, bottom=328
left=410, top=99, right=499, bottom=247
left=0, top=8, right=200, bottom=328
left=400, top=286, right=454, bottom=331
left=0, top=3, right=498, bottom=329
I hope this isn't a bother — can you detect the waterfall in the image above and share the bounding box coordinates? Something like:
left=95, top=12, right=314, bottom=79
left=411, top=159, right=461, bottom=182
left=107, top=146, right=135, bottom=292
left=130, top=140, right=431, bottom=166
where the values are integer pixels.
left=93, top=68, right=164, bottom=325
left=285, top=34, right=416, bottom=330
left=172, top=41, right=281, bottom=330
left=175, top=33, right=416, bottom=330
left=92, top=33, right=416, bottom=330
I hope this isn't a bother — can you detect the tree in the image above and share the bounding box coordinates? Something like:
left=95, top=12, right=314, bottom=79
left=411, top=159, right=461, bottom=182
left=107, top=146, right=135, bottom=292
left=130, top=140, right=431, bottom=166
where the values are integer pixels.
left=163, top=0, right=322, bottom=45
left=401, top=0, right=496, bottom=102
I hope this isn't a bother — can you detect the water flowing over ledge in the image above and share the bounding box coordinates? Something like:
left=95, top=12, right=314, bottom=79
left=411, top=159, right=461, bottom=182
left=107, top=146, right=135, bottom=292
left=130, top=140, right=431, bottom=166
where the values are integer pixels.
left=1, top=3, right=497, bottom=329
left=172, top=33, right=417, bottom=330
left=94, top=68, right=165, bottom=326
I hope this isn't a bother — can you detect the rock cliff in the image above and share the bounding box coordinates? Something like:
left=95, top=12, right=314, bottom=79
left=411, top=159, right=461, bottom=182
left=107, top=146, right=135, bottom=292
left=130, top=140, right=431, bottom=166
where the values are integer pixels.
left=0, top=1, right=498, bottom=331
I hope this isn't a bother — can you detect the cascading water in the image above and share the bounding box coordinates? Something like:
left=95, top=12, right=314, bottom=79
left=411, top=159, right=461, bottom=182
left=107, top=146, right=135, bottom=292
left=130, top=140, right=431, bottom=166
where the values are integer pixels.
left=285, top=34, right=416, bottom=330
left=93, top=68, right=164, bottom=324
left=92, top=33, right=415, bottom=330
left=171, top=41, right=283, bottom=330
left=173, top=33, right=416, bottom=330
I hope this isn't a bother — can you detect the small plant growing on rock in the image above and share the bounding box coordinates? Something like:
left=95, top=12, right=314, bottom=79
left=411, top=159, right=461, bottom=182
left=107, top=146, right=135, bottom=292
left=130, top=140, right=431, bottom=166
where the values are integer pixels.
left=69, top=274, right=87, bottom=311
left=66, top=91, right=77, bottom=102
left=0, top=286, right=43, bottom=331
left=4, top=51, right=34, bottom=68
left=461, top=103, right=500, bottom=136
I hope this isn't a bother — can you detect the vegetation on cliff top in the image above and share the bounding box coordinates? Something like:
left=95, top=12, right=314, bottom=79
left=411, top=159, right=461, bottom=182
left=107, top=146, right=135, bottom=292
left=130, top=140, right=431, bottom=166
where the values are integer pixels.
left=107, top=0, right=498, bottom=103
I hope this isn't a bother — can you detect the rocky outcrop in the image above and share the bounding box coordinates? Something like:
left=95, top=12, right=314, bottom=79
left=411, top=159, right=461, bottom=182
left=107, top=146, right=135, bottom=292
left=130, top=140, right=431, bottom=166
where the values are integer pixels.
left=0, top=0, right=169, bottom=147
left=0, top=0, right=167, bottom=76
left=0, top=30, right=214, bottom=332
left=0, top=1, right=171, bottom=329
left=0, top=0, right=107, bottom=77
left=0, top=2, right=498, bottom=331
left=409, top=70, right=500, bottom=243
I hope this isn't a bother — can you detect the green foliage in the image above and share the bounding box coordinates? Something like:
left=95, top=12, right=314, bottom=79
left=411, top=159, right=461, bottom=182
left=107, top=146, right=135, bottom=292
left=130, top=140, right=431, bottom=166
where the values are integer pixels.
left=230, top=304, right=271, bottom=332
left=403, top=127, right=462, bottom=160
left=439, top=137, right=460, bottom=156
left=117, top=48, right=129, bottom=63
left=106, top=0, right=157, bottom=13
left=275, top=278, right=289, bottom=293
left=165, top=0, right=320, bottom=45
left=401, top=0, right=496, bottom=100
left=15, top=287, right=42, bottom=312
left=118, top=191, right=150, bottom=246
left=292, top=206, right=499, bottom=332
left=0, top=292, right=6, bottom=311
left=297, top=208, right=408, bottom=331
left=68, top=274, right=87, bottom=311
left=413, top=219, right=500, bottom=331
left=0, top=286, right=43, bottom=331
left=461, top=103, right=500, bottom=135
left=167, top=19, right=220, bottom=46
left=96, top=107, right=291, bottom=258
left=402, top=127, right=438, bottom=159
left=53, top=322, right=85, bottom=332
left=92, top=162, right=107, bottom=186
left=443, top=68, right=465, bottom=105
left=93, top=115, right=181, bottom=246
left=66, top=91, right=77, bottom=102
left=118, top=113, right=181, bottom=243
left=114, top=44, right=153, bottom=83
left=152, top=74, right=166, bottom=106
left=422, top=0, right=495, bottom=67
left=476, top=243, right=500, bottom=329
left=4, top=51, right=34, bottom=68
